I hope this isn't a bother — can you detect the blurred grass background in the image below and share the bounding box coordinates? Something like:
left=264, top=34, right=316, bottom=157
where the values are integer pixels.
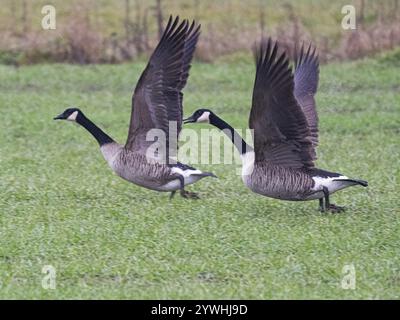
left=0, top=0, right=400, bottom=300
left=0, top=50, right=399, bottom=298
left=0, top=0, right=400, bottom=65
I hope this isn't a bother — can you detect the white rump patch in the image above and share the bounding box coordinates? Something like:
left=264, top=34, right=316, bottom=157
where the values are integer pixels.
left=312, top=175, right=350, bottom=193
left=171, top=166, right=203, bottom=178
left=159, top=166, right=204, bottom=191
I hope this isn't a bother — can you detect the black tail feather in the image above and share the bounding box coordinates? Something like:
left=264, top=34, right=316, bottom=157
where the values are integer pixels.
left=193, top=172, right=218, bottom=178
left=333, top=179, right=368, bottom=187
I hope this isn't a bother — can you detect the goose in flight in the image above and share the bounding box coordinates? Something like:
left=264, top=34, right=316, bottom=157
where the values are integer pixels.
left=54, top=16, right=215, bottom=199
left=184, top=38, right=367, bottom=212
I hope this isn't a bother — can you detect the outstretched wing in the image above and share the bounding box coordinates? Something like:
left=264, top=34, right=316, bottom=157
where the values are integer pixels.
left=294, top=43, right=319, bottom=154
left=126, top=16, right=200, bottom=158
left=249, top=38, right=315, bottom=168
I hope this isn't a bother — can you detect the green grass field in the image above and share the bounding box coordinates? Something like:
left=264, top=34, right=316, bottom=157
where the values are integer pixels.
left=0, top=51, right=399, bottom=299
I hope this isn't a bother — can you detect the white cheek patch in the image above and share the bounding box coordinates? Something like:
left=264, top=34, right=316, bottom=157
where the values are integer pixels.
left=196, top=111, right=210, bottom=123
left=67, top=111, right=78, bottom=121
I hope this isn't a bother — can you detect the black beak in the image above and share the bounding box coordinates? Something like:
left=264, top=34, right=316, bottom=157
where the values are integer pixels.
left=183, top=116, right=195, bottom=124
left=53, top=113, right=64, bottom=120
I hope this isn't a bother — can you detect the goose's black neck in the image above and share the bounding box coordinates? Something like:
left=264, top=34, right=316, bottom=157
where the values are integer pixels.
left=209, top=113, right=253, bottom=155
left=76, top=113, right=114, bottom=146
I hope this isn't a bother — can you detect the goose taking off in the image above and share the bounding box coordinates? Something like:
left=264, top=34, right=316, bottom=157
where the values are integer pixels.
left=184, top=38, right=367, bottom=212
left=54, top=16, right=216, bottom=199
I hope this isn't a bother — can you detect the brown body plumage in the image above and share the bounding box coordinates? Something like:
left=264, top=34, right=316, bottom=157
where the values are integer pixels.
left=243, top=164, right=315, bottom=200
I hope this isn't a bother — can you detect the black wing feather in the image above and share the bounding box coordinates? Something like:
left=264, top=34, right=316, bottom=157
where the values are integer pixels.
left=294, top=43, right=320, bottom=156
left=126, top=16, right=200, bottom=158
left=249, top=38, right=315, bottom=168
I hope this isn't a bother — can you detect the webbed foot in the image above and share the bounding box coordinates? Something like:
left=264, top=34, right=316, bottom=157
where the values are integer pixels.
left=180, top=190, right=200, bottom=199
left=327, top=204, right=346, bottom=213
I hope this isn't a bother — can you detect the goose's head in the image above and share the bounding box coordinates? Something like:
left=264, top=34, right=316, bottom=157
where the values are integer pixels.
left=183, top=109, right=214, bottom=124
left=54, top=108, right=82, bottom=122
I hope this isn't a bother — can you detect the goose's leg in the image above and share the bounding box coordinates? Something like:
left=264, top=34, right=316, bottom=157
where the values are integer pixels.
left=306, top=189, right=325, bottom=212
left=323, top=187, right=330, bottom=210
left=328, top=203, right=346, bottom=213
left=323, top=186, right=345, bottom=213
left=169, top=191, right=176, bottom=200
left=177, top=175, right=199, bottom=200
left=319, top=198, right=325, bottom=212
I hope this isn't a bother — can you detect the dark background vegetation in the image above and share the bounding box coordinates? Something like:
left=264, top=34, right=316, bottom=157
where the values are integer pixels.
left=0, top=0, right=399, bottom=65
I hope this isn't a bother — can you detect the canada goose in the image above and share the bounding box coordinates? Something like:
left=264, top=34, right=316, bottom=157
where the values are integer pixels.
left=54, top=16, right=216, bottom=199
left=184, top=39, right=367, bottom=212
